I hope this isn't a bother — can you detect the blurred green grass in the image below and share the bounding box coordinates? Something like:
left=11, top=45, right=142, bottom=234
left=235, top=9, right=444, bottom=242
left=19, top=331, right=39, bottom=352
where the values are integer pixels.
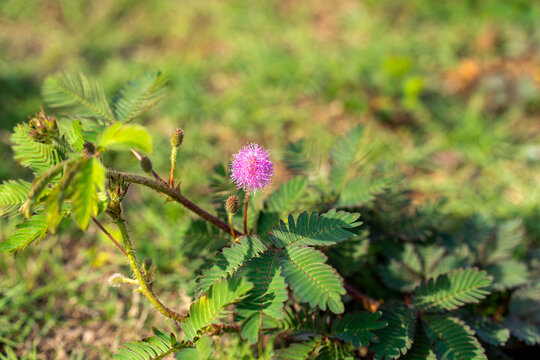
left=1, top=0, right=540, bottom=358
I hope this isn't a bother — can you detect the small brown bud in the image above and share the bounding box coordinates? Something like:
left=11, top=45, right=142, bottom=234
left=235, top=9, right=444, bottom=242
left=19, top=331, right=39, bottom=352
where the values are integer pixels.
left=140, top=156, right=153, bottom=173
left=170, top=128, right=184, bottom=148
left=226, top=195, right=240, bottom=215
left=83, top=141, right=96, bottom=157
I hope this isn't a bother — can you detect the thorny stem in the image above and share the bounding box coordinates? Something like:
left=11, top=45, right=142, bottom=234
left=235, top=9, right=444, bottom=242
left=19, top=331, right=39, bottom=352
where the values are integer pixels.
left=92, top=217, right=127, bottom=256
left=169, top=146, right=178, bottom=188
left=107, top=170, right=244, bottom=238
left=115, top=216, right=186, bottom=322
left=243, top=191, right=250, bottom=235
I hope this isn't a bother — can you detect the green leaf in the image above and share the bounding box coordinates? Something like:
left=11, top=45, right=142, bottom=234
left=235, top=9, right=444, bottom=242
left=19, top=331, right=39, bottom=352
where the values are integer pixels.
left=0, top=214, right=48, bottom=254
left=504, top=317, right=540, bottom=345
left=68, top=120, right=86, bottom=152
left=401, top=322, right=437, bottom=360
left=468, top=317, right=510, bottom=346
left=113, top=71, right=168, bottom=123
left=508, top=282, right=540, bottom=322
left=42, top=72, right=114, bottom=123
left=274, top=338, right=322, bottom=360
left=71, top=158, right=106, bottom=230
left=182, top=277, right=253, bottom=341
left=412, top=268, right=492, bottom=312
left=11, top=123, right=64, bottom=175
left=275, top=307, right=326, bottom=334
left=372, top=303, right=416, bottom=360
left=379, top=243, right=423, bottom=292
left=422, top=314, right=486, bottom=360
left=237, top=250, right=288, bottom=343
left=258, top=176, right=308, bottom=235
left=486, top=218, right=524, bottom=263
left=175, top=348, right=201, bottom=360
left=316, top=340, right=353, bottom=360
left=505, top=282, right=540, bottom=344
left=485, top=259, right=528, bottom=290
left=337, top=176, right=395, bottom=208
left=279, top=245, right=345, bottom=313
left=114, top=327, right=186, bottom=359
left=0, top=180, right=31, bottom=218
left=97, top=122, right=153, bottom=153
left=194, top=235, right=267, bottom=296
left=330, top=126, right=365, bottom=191
left=331, top=312, right=386, bottom=348
left=269, top=209, right=361, bottom=248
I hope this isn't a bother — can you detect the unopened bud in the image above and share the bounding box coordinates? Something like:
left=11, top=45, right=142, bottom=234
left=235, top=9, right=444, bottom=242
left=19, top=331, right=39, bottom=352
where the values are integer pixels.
left=108, top=273, right=137, bottom=287
left=83, top=141, right=96, bottom=157
left=140, top=156, right=153, bottom=173
left=226, top=195, right=240, bottom=215
left=170, top=128, right=184, bottom=148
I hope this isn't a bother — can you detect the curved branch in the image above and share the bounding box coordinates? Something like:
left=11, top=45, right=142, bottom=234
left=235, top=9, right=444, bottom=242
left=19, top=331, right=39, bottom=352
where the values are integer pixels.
left=107, top=170, right=244, bottom=237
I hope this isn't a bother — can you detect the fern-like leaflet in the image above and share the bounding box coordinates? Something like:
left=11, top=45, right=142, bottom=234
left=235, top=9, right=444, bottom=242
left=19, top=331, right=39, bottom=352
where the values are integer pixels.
left=279, top=245, right=346, bottom=314
left=114, top=327, right=187, bottom=360
left=269, top=209, right=361, bottom=248
left=182, top=277, right=253, bottom=341
left=412, top=267, right=492, bottom=312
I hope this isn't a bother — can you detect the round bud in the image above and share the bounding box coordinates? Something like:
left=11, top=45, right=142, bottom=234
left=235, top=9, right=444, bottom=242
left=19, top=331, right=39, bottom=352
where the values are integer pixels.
left=170, top=128, right=184, bottom=148
left=140, top=156, right=153, bottom=173
left=226, top=195, right=240, bottom=215
left=108, top=273, right=130, bottom=287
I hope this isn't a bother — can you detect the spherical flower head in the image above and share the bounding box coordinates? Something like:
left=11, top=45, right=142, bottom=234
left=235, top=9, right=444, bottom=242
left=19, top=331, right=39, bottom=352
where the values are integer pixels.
left=230, top=143, right=274, bottom=193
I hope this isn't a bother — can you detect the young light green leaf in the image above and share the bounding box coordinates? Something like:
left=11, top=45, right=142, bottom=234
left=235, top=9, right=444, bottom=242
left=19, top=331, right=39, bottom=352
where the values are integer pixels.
left=97, top=122, right=153, bottom=153
left=71, top=158, right=106, bottom=230
left=42, top=72, right=114, bottom=123
left=113, top=71, right=168, bottom=123
left=0, top=180, right=31, bottom=218
left=11, top=123, right=64, bottom=175
left=0, top=214, right=47, bottom=254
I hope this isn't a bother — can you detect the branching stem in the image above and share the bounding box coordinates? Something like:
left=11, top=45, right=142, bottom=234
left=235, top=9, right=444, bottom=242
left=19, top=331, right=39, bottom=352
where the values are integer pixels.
left=107, top=170, right=244, bottom=237
left=115, top=216, right=186, bottom=322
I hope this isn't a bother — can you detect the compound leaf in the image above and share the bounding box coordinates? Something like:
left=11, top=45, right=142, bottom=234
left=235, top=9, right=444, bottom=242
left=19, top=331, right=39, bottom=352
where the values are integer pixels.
left=412, top=268, right=492, bottom=312
left=372, top=302, right=416, bottom=360
left=182, top=277, right=253, bottom=341
left=279, top=246, right=345, bottom=314
left=42, top=72, right=114, bottom=123
left=270, top=209, right=361, bottom=248
left=113, top=71, right=168, bottom=123
left=422, top=314, right=486, bottom=360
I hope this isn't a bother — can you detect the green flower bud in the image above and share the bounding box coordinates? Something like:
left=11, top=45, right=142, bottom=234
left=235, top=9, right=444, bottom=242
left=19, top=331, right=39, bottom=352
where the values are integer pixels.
left=140, top=156, right=153, bottom=173
left=28, top=110, right=59, bottom=144
left=170, top=128, right=184, bottom=148
left=226, top=195, right=240, bottom=215
left=108, top=273, right=136, bottom=287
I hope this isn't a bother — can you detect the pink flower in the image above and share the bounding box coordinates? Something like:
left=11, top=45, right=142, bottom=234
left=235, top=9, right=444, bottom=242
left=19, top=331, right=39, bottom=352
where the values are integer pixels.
left=230, top=143, right=274, bottom=193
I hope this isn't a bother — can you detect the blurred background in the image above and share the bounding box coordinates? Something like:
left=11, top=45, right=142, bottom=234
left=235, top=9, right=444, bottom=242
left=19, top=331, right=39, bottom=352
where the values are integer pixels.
left=1, top=0, right=539, bottom=358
